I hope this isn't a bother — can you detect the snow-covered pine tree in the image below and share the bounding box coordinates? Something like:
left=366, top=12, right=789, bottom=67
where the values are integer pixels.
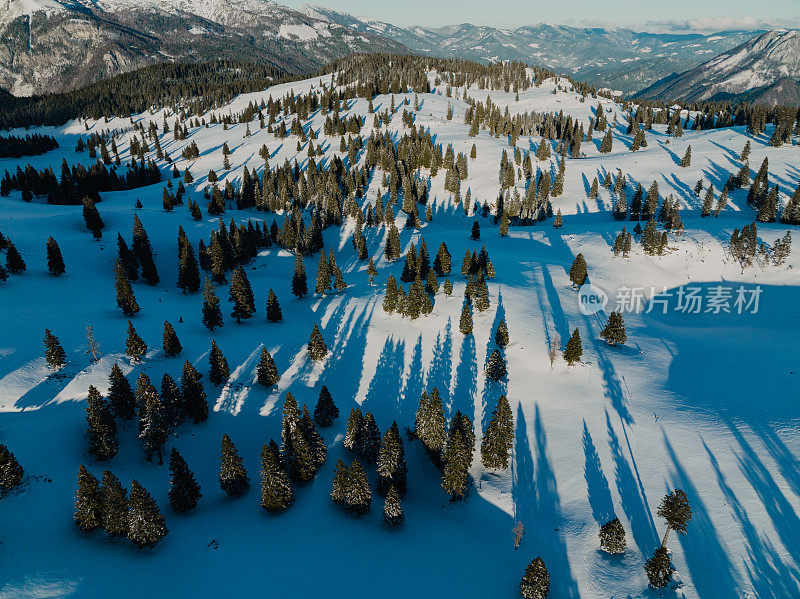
left=564, top=328, right=583, bottom=364
left=520, top=557, right=549, bottom=599
left=256, top=347, right=279, bottom=387
left=74, top=465, right=103, bottom=533
left=600, top=311, right=626, bottom=346
left=168, top=447, right=202, bottom=512
left=0, top=444, right=24, bottom=490
left=219, top=434, right=249, bottom=497
left=599, top=517, right=626, bottom=554
left=43, top=328, right=66, bottom=369
left=260, top=439, right=294, bottom=512
left=127, top=480, right=168, bottom=547
left=125, top=320, right=147, bottom=362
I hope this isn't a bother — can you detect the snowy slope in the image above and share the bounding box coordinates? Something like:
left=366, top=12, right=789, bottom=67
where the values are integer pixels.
left=0, top=71, right=799, bottom=598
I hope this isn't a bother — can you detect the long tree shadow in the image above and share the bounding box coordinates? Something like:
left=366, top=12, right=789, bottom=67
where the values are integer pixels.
left=450, top=331, right=476, bottom=421
left=607, top=411, right=659, bottom=556
left=400, top=335, right=423, bottom=424
left=514, top=404, right=580, bottom=598
left=704, top=440, right=800, bottom=598
left=663, top=431, right=741, bottom=598
left=583, top=421, right=615, bottom=526
left=426, top=320, right=453, bottom=402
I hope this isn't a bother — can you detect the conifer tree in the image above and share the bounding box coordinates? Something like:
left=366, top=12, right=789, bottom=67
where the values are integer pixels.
left=266, top=288, right=282, bottom=322
left=177, top=243, right=201, bottom=293
left=433, top=242, right=452, bottom=276
left=0, top=444, right=24, bottom=490
left=219, top=434, right=249, bottom=497
left=208, top=340, right=229, bottom=385
left=139, top=388, right=168, bottom=464
left=181, top=360, right=208, bottom=424
left=569, top=253, right=588, bottom=287
left=125, top=320, right=147, bottom=362
left=43, top=328, right=66, bottom=368
left=46, top=237, right=65, bottom=276
left=359, top=412, right=382, bottom=463
left=132, top=215, right=159, bottom=285
left=100, top=471, right=128, bottom=537
left=127, top=480, right=168, bottom=547
left=599, top=517, right=626, bottom=554
left=459, top=300, right=474, bottom=335
left=600, top=311, right=626, bottom=345
left=346, top=458, right=372, bottom=515
left=107, top=363, right=134, bottom=420
left=553, top=209, right=563, bottom=228
left=383, top=485, right=404, bottom=528
left=344, top=407, right=364, bottom=453
left=495, top=318, right=509, bottom=347
left=115, top=259, right=140, bottom=316
left=307, top=324, right=328, bottom=361
left=564, top=328, right=582, bottom=364
left=331, top=458, right=349, bottom=506
left=315, top=252, right=331, bottom=295
left=481, top=395, right=513, bottom=469
left=74, top=465, right=103, bottom=532
left=645, top=547, right=674, bottom=588
left=314, top=385, right=338, bottom=427
left=202, top=276, right=223, bottom=330
left=680, top=145, right=691, bottom=167
left=485, top=349, right=508, bottom=381
left=520, top=557, right=549, bottom=599
left=471, top=220, right=480, bottom=240
left=260, top=440, right=294, bottom=512
left=162, top=321, right=182, bottom=356
left=168, top=448, right=202, bottom=512
left=416, top=388, right=447, bottom=458
left=292, top=256, right=308, bottom=298
left=657, top=488, right=692, bottom=549
left=256, top=347, right=279, bottom=387
left=377, top=421, right=408, bottom=496
left=442, top=411, right=474, bottom=501
left=367, top=258, right=378, bottom=285
left=160, top=373, right=183, bottom=428
left=229, top=266, right=256, bottom=322
left=86, top=385, right=119, bottom=461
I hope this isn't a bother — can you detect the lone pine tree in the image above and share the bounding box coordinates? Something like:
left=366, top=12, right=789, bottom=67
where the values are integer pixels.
left=291, top=256, right=308, bottom=298
left=266, top=288, right=282, bottom=322
left=46, top=237, right=65, bottom=276
left=162, top=321, right=182, bottom=356
left=260, top=439, right=294, bottom=513
left=168, top=448, right=202, bottom=512
left=599, top=517, right=627, bottom=554
left=383, top=485, right=404, bottom=528
left=74, top=465, right=103, bottom=533
left=485, top=349, right=508, bottom=381
left=564, top=328, right=583, bottom=364
left=314, top=385, right=338, bottom=427
left=208, top=339, right=229, bottom=385
left=127, top=480, right=168, bottom=548
left=481, top=394, right=513, bottom=469
left=307, top=324, right=328, bottom=361
left=177, top=243, right=201, bottom=293
left=219, top=434, right=249, bottom=497
left=256, top=347, right=280, bottom=387
left=125, top=321, right=147, bottom=362
left=0, top=444, right=24, bottom=490
left=100, top=471, right=128, bottom=538
left=229, top=266, right=256, bottom=322
left=181, top=360, right=208, bottom=424
left=520, top=557, right=549, bottom=599
left=43, top=328, right=66, bottom=369
left=471, top=220, right=480, bottom=240
left=459, top=299, right=474, bottom=335
left=569, top=253, right=588, bottom=287
left=600, top=311, right=627, bottom=345
left=494, top=318, right=509, bottom=347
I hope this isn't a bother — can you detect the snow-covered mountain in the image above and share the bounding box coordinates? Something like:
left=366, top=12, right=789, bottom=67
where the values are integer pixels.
left=0, top=0, right=406, bottom=96
left=637, top=30, right=800, bottom=105
left=302, top=4, right=761, bottom=94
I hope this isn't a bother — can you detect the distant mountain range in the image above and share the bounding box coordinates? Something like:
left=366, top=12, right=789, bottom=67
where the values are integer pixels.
left=636, top=30, right=800, bottom=105
left=0, top=0, right=406, bottom=96
left=303, top=4, right=763, bottom=94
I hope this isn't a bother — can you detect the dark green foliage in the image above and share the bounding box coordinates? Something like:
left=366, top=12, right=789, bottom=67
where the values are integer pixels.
left=459, top=300, right=474, bottom=335
left=256, top=347, right=280, bottom=387
left=181, top=360, right=208, bottom=424
left=177, top=243, right=200, bottom=293
left=494, top=318, right=509, bottom=347
left=162, top=321, right=182, bottom=356
left=229, top=266, right=255, bottom=322
left=330, top=459, right=349, bottom=506
left=168, top=448, right=202, bottom=512
left=202, top=276, right=223, bottom=331
left=441, top=411, right=475, bottom=501
left=135, top=372, right=158, bottom=434
left=266, top=288, right=282, bottom=322
left=564, top=328, right=582, bottom=365
left=85, top=386, right=118, bottom=461
left=260, top=440, right=294, bottom=512
left=359, top=412, right=381, bottom=463
left=100, top=471, right=128, bottom=538
left=74, top=465, right=103, bottom=532
left=115, top=259, right=140, bottom=315
left=208, top=340, right=229, bottom=385
left=645, top=547, right=673, bottom=588
left=481, top=395, right=513, bottom=469
left=471, top=220, right=480, bottom=240
left=383, top=485, right=404, bottom=527
left=434, top=242, right=452, bottom=275
left=599, top=518, right=626, bottom=554
left=0, top=444, right=24, bottom=490
left=132, top=215, right=159, bottom=285
left=313, top=385, right=338, bottom=427
left=160, top=373, right=183, bottom=428
left=680, top=145, right=691, bottom=167
left=125, top=320, right=147, bottom=362
left=307, top=324, right=328, bottom=361
left=377, top=422, right=407, bottom=496
left=520, top=557, right=549, bottom=599
left=46, top=236, right=65, bottom=276
left=485, top=349, right=508, bottom=381
left=219, top=434, right=249, bottom=497
left=600, top=311, right=626, bottom=345
left=43, top=328, right=66, bottom=368
left=139, top=386, right=168, bottom=464
left=315, top=252, right=331, bottom=294
left=658, top=488, right=693, bottom=542
left=292, top=256, right=308, bottom=298
left=344, top=407, right=364, bottom=453
left=415, top=388, right=447, bottom=457
left=82, top=199, right=104, bottom=237
left=345, top=458, right=372, bottom=515
left=569, top=253, right=587, bottom=287
left=127, top=480, right=168, bottom=548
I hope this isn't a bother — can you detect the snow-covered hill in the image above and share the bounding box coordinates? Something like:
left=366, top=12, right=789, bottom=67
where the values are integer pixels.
left=638, top=30, right=800, bottom=104
left=0, top=63, right=799, bottom=598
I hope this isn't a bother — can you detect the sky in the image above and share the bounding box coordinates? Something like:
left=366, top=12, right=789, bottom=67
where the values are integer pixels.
left=287, top=0, right=800, bottom=31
